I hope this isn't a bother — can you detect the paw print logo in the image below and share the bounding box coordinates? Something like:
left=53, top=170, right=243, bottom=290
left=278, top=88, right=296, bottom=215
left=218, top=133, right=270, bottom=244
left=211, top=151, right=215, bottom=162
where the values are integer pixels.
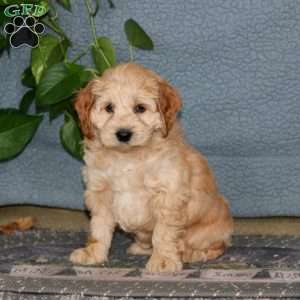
left=4, top=16, right=44, bottom=48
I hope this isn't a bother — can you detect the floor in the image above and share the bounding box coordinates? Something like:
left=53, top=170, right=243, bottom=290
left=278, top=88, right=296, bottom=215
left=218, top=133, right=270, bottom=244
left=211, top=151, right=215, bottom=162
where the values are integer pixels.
left=1, top=205, right=300, bottom=235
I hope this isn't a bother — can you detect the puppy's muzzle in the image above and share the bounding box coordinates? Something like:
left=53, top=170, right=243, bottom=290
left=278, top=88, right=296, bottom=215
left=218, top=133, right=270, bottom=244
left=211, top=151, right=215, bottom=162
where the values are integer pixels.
left=116, top=128, right=133, bottom=143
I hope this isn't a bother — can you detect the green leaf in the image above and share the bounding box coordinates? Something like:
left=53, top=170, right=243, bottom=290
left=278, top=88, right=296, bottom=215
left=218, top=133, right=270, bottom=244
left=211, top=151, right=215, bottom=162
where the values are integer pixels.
left=92, top=37, right=116, bottom=74
left=60, top=111, right=83, bottom=160
left=56, top=0, right=71, bottom=11
left=36, top=62, right=93, bottom=106
left=124, top=18, right=154, bottom=50
left=31, top=34, right=69, bottom=84
left=90, top=0, right=99, bottom=16
left=0, top=33, right=9, bottom=57
left=0, top=34, right=7, bottom=56
left=79, top=68, right=94, bottom=86
left=0, top=7, right=9, bottom=26
left=19, top=89, right=35, bottom=113
left=0, top=34, right=6, bottom=48
left=21, top=67, right=36, bottom=88
left=0, top=109, right=43, bottom=161
left=36, top=0, right=49, bottom=16
left=49, top=98, right=72, bottom=121
left=106, top=0, right=115, bottom=8
left=36, top=62, right=80, bottom=106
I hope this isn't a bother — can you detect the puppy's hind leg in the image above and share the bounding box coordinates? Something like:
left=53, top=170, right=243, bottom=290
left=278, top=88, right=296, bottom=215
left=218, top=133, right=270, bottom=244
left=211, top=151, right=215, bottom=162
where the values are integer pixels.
left=182, top=212, right=233, bottom=263
left=183, top=240, right=226, bottom=263
left=127, top=231, right=153, bottom=256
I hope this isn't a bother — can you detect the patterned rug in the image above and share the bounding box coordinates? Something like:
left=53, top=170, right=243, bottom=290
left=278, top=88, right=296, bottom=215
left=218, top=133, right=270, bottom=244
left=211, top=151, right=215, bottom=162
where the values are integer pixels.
left=0, top=230, right=300, bottom=299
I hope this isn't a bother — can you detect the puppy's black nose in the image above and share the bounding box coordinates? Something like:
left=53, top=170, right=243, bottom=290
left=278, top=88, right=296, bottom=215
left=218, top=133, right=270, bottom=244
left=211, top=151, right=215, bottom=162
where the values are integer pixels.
left=116, top=129, right=133, bottom=143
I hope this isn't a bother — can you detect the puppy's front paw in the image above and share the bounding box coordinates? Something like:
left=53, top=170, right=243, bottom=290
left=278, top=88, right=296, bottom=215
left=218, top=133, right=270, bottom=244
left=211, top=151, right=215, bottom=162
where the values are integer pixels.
left=70, top=247, right=107, bottom=265
left=146, top=253, right=183, bottom=273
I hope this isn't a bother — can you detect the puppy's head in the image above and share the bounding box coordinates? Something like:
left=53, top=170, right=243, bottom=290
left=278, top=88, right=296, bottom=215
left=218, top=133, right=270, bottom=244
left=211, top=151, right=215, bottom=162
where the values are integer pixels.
left=75, top=63, right=182, bottom=150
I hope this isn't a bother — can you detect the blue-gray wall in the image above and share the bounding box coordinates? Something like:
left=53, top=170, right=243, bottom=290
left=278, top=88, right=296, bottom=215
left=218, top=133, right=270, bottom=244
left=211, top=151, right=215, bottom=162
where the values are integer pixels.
left=1, top=0, right=300, bottom=216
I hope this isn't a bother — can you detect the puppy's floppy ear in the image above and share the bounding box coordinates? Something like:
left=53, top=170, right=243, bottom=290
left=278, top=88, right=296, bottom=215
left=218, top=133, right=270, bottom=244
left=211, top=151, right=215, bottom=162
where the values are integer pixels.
left=158, top=80, right=182, bottom=137
left=74, top=81, right=95, bottom=139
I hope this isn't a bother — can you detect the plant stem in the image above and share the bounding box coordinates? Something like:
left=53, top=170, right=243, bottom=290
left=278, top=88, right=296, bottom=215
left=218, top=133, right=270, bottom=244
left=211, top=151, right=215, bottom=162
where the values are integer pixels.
left=48, top=0, right=58, bottom=21
left=84, top=0, right=99, bottom=47
left=84, top=0, right=112, bottom=69
left=42, top=17, right=69, bottom=42
left=129, top=45, right=134, bottom=61
left=71, top=44, right=92, bottom=63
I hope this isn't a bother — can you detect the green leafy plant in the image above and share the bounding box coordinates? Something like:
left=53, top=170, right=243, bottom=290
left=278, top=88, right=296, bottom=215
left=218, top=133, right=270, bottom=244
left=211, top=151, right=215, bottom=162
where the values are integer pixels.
left=0, top=0, right=154, bottom=161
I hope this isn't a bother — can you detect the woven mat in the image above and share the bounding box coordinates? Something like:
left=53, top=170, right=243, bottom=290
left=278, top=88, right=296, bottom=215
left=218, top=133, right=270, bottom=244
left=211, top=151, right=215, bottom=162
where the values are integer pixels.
left=0, top=230, right=300, bottom=299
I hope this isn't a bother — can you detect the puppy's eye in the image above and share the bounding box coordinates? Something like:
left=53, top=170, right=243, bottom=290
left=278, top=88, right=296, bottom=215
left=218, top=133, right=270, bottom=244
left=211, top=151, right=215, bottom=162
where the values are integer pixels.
left=134, top=104, right=146, bottom=114
left=105, top=103, right=114, bottom=113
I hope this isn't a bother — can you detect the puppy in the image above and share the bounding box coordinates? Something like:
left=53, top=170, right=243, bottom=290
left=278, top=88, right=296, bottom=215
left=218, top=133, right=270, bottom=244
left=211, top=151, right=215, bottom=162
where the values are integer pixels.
left=70, top=63, right=233, bottom=272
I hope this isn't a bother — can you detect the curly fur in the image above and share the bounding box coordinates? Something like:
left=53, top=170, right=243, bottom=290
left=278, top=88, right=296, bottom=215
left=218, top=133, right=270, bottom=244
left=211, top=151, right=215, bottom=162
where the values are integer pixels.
left=70, top=63, right=233, bottom=273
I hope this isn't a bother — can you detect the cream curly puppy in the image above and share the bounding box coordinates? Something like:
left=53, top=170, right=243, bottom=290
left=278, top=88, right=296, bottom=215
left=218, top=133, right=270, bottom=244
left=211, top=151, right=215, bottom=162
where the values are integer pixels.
left=70, top=63, right=233, bottom=273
